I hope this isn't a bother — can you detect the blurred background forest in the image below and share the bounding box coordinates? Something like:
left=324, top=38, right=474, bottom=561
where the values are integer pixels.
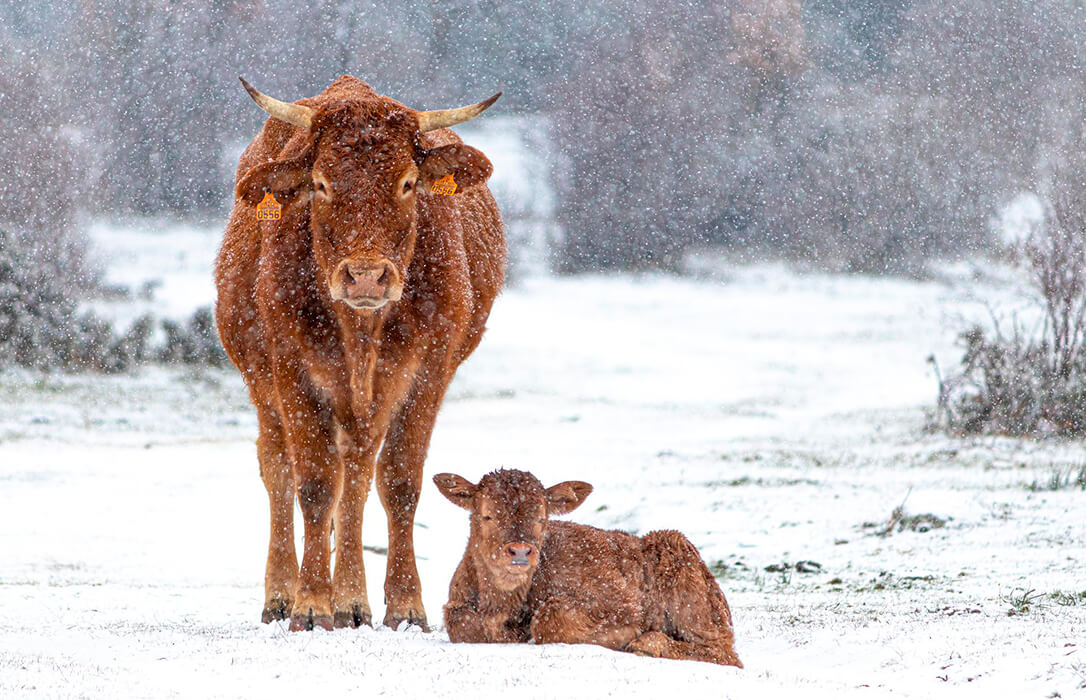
left=3, top=0, right=1086, bottom=426
left=6, top=0, right=1086, bottom=277
left=4, top=0, right=1086, bottom=275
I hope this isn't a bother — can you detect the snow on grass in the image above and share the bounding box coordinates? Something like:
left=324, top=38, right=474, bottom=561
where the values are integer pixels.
left=1, top=225, right=1085, bottom=698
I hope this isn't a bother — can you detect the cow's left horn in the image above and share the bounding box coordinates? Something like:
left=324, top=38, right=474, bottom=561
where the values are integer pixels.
left=239, top=76, right=314, bottom=130
left=416, top=92, right=502, bottom=133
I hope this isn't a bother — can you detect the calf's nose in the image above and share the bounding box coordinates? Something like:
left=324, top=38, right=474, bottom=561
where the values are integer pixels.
left=506, top=543, right=534, bottom=566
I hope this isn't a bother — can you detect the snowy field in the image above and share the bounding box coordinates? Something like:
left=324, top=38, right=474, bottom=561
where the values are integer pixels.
left=1, top=225, right=1085, bottom=699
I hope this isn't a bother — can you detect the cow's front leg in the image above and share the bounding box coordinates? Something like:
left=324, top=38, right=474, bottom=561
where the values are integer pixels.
left=376, top=384, right=447, bottom=631
left=278, top=383, right=342, bottom=632
left=331, top=425, right=376, bottom=628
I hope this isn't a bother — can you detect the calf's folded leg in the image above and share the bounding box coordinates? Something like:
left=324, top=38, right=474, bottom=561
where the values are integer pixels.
left=445, top=603, right=528, bottom=644
left=529, top=596, right=640, bottom=651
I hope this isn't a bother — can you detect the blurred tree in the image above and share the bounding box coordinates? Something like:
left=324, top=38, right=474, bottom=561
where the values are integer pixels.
left=728, top=0, right=809, bottom=117
left=4, top=0, right=1086, bottom=277
left=553, top=1, right=741, bottom=270
left=0, top=41, right=92, bottom=283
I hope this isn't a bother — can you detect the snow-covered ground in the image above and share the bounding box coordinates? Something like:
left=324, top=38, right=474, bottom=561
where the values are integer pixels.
left=1, top=226, right=1084, bottom=699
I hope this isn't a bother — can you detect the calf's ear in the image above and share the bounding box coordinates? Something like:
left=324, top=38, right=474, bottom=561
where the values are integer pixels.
left=419, top=144, right=493, bottom=193
left=433, top=473, right=477, bottom=509
left=236, top=153, right=313, bottom=206
left=545, top=481, right=593, bottom=516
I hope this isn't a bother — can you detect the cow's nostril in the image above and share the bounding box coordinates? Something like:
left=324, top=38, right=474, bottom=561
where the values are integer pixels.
left=507, top=544, right=532, bottom=560
left=377, top=266, right=391, bottom=287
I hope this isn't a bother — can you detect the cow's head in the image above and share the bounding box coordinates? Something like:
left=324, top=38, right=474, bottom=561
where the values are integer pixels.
left=434, top=469, right=592, bottom=591
left=236, top=76, right=499, bottom=310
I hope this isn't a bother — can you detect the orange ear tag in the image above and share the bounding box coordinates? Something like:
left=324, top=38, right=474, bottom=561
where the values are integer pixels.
left=256, top=190, right=282, bottom=221
left=430, top=174, right=458, bottom=196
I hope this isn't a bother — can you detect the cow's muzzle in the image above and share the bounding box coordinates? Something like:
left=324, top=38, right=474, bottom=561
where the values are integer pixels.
left=330, top=258, right=403, bottom=310
left=503, top=542, right=536, bottom=568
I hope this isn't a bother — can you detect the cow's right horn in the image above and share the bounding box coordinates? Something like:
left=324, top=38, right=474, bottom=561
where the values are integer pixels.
left=239, top=77, right=314, bottom=130
left=416, top=92, right=502, bottom=133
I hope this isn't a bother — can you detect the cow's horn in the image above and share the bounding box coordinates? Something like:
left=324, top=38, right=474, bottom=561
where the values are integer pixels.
left=239, top=76, right=314, bottom=130
left=416, top=92, right=502, bottom=133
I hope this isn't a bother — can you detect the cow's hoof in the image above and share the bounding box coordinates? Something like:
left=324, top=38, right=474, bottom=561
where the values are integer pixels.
left=289, top=608, right=334, bottom=632
left=334, top=605, right=372, bottom=629
left=261, top=596, right=292, bottom=624
left=384, top=610, right=429, bottom=632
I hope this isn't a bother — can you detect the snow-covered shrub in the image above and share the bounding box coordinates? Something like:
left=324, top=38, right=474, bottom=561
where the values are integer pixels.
left=938, top=184, right=1086, bottom=436
left=0, top=230, right=226, bottom=373
left=0, top=227, right=100, bottom=370
left=157, top=307, right=228, bottom=368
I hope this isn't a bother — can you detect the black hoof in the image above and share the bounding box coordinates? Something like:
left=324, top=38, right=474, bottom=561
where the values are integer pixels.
left=334, top=606, right=373, bottom=629
left=261, top=597, right=291, bottom=623
left=384, top=611, right=429, bottom=632
left=289, top=608, right=334, bottom=632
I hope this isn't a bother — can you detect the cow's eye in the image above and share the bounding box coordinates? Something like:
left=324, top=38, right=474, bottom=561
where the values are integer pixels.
left=481, top=515, right=493, bottom=522
left=313, top=178, right=330, bottom=200
left=398, top=171, right=419, bottom=198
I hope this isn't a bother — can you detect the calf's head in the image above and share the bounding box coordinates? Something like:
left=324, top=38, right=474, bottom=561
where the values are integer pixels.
left=236, top=76, right=498, bottom=310
left=435, top=469, right=592, bottom=590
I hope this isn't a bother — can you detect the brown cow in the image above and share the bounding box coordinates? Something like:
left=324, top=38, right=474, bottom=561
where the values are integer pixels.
left=435, top=469, right=743, bottom=666
left=214, top=75, right=504, bottom=632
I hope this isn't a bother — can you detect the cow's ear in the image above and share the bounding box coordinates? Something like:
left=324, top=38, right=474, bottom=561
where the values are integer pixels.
left=545, top=481, right=593, bottom=516
left=236, top=155, right=313, bottom=206
left=419, top=144, right=493, bottom=194
left=434, top=473, right=477, bottom=509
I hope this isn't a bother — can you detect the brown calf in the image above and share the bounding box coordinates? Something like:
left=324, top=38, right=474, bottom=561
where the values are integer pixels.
left=435, top=469, right=742, bottom=666
left=215, top=75, right=504, bottom=632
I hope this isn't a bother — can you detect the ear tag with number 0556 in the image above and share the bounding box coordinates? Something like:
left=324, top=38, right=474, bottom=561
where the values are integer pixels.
left=430, top=174, right=457, bottom=196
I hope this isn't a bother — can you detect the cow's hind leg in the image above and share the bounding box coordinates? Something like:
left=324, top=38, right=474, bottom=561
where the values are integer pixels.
left=331, top=424, right=376, bottom=628
left=256, top=401, right=298, bottom=623
left=638, top=530, right=742, bottom=667
left=375, top=381, right=450, bottom=631
left=529, top=596, right=641, bottom=651
left=625, top=630, right=741, bottom=666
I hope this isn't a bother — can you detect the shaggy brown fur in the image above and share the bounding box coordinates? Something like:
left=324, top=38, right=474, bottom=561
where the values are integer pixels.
left=435, top=469, right=742, bottom=666
left=215, top=75, right=504, bottom=632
